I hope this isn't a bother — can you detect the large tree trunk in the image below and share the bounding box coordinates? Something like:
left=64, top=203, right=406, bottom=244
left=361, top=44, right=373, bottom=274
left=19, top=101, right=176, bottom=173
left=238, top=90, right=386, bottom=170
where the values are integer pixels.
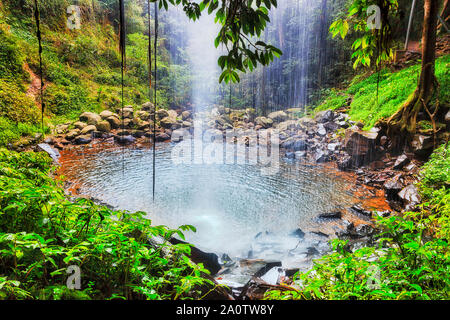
left=386, top=0, right=439, bottom=146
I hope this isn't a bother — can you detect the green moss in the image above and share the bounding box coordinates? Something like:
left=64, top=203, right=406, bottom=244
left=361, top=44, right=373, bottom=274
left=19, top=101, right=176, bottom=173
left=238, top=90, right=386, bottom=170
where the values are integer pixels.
left=347, top=54, right=450, bottom=129
left=0, top=24, right=28, bottom=86
left=0, top=117, right=46, bottom=147
left=315, top=89, right=350, bottom=112
left=0, top=79, right=39, bottom=124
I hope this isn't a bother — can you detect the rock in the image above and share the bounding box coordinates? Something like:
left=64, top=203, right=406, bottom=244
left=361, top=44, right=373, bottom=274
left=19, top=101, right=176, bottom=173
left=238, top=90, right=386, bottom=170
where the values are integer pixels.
left=290, top=228, right=305, bottom=238
left=55, top=124, right=70, bottom=134
left=318, top=211, right=342, bottom=220
left=167, top=110, right=178, bottom=119
left=114, top=135, right=135, bottom=145
left=37, top=143, right=60, bottom=163
left=292, top=139, right=307, bottom=151
left=160, top=117, right=177, bottom=129
left=349, top=204, right=372, bottom=218
left=132, top=130, right=145, bottom=138
left=74, top=135, right=92, bottom=145
left=66, top=129, right=80, bottom=140
left=324, top=121, right=339, bottom=132
left=99, top=110, right=115, bottom=119
left=337, top=222, right=374, bottom=239
left=294, top=151, right=306, bottom=159
left=96, top=120, right=111, bottom=133
left=315, top=110, right=334, bottom=123
left=80, top=125, right=96, bottom=135
left=344, top=127, right=378, bottom=165
left=155, top=132, right=171, bottom=142
left=106, top=116, right=121, bottom=129
left=239, top=259, right=282, bottom=278
left=445, top=110, right=450, bottom=123
left=73, top=121, right=87, bottom=130
left=155, top=109, right=169, bottom=120
left=393, top=154, right=410, bottom=170
left=383, top=175, right=404, bottom=200
left=141, top=101, right=155, bottom=112
left=268, top=111, right=288, bottom=123
left=169, top=238, right=221, bottom=275
left=380, top=135, right=388, bottom=146
left=285, top=152, right=295, bottom=159
left=314, top=149, right=330, bottom=163
left=171, top=128, right=190, bottom=143
left=118, top=106, right=134, bottom=119
left=327, top=143, right=339, bottom=151
left=398, top=184, right=421, bottom=206
left=135, top=110, right=150, bottom=121
left=317, top=124, right=327, bottom=136
left=337, top=154, right=353, bottom=171
left=79, top=112, right=101, bottom=126
left=306, top=247, right=320, bottom=257
left=255, top=117, right=273, bottom=129
left=411, top=134, right=434, bottom=157
left=181, top=110, right=191, bottom=121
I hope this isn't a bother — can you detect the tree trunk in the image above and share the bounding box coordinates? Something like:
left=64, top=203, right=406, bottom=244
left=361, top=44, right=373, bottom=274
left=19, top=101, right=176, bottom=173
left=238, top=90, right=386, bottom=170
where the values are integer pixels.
left=386, top=0, right=439, bottom=146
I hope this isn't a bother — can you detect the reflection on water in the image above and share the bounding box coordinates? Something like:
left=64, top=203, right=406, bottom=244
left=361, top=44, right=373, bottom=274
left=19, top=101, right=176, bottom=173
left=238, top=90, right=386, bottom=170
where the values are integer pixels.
left=59, top=143, right=364, bottom=264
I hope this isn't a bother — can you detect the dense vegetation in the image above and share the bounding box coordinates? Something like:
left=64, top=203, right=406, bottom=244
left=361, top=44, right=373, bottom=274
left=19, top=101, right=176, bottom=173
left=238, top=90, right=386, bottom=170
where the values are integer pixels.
left=0, top=148, right=215, bottom=299
left=265, top=143, right=449, bottom=300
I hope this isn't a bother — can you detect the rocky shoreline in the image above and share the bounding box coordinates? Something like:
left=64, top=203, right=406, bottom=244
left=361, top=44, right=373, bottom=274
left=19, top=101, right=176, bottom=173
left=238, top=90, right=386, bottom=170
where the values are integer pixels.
left=22, top=102, right=446, bottom=299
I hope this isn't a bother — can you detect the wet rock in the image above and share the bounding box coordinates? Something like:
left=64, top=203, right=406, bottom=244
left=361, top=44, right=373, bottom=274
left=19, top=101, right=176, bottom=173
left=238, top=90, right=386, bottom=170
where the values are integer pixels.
left=311, top=231, right=329, bottom=238
left=337, top=222, right=374, bottom=239
left=74, top=135, right=92, bottom=145
left=114, top=135, right=135, bottom=145
left=79, top=112, right=101, bottom=126
left=398, top=184, right=421, bottom=206
left=80, top=125, right=96, bottom=135
left=315, top=110, right=335, bottom=123
left=37, top=143, right=60, bottom=163
left=294, top=151, right=306, bottom=159
left=411, top=134, right=434, bottom=157
left=314, top=149, right=330, bottom=163
left=135, top=110, right=150, bottom=121
left=56, top=124, right=70, bottom=134
left=285, top=152, right=295, bottom=159
left=324, top=121, right=339, bottom=132
left=349, top=204, right=372, bottom=219
left=318, top=211, right=342, bottom=220
left=317, top=124, right=327, bottom=136
left=344, top=127, right=378, bottom=165
left=393, top=154, right=410, bottom=170
left=169, top=238, right=221, bottom=275
left=337, top=154, right=353, bottom=171
left=383, top=175, right=404, bottom=200
left=131, top=130, right=145, bottom=138
left=268, top=111, right=288, bottom=123
left=327, top=143, right=339, bottom=152
left=306, top=247, right=320, bottom=257
left=290, top=228, right=305, bottom=239
left=261, top=267, right=285, bottom=286
left=66, top=129, right=80, bottom=140
left=171, top=128, right=190, bottom=143
left=240, top=260, right=282, bottom=278
left=155, top=132, right=171, bottom=142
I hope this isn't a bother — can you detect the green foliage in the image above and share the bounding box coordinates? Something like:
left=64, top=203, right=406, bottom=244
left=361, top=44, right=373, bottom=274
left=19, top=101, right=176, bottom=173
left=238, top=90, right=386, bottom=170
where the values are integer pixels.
left=0, top=79, right=39, bottom=124
left=45, top=83, right=89, bottom=116
left=0, top=117, right=45, bottom=147
left=0, top=24, right=27, bottom=86
left=315, top=89, right=350, bottom=112
left=265, top=145, right=450, bottom=300
left=314, top=55, right=450, bottom=128
left=0, top=148, right=215, bottom=300
left=330, top=0, right=398, bottom=69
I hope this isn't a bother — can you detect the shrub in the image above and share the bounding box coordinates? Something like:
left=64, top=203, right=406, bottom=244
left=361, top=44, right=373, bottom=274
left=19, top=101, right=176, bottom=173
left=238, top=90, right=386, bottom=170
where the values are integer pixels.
left=0, top=80, right=39, bottom=124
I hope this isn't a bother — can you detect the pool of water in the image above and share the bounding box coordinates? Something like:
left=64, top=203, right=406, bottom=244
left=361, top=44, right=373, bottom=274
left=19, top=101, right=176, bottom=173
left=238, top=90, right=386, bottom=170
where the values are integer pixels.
left=59, top=142, right=379, bottom=267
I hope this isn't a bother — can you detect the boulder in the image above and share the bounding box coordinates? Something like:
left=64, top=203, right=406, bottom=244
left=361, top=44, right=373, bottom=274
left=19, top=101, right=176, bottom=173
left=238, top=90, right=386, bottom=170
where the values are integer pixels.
left=383, top=175, right=404, bottom=200
left=160, top=117, right=178, bottom=129
left=141, top=101, right=155, bottom=112
left=255, top=117, right=273, bottom=129
left=290, top=228, right=305, bottom=239
left=106, top=116, right=121, bottom=129
left=80, top=125, right=97, bottom=135
left=317, top=124, right=327, bottom=136
left=73, top=121, right=87, bottom=130
left=156, top=109, right=169, bottom=120
left=135, top=110, right=150, bottom=121
left=268, top=111, right=288, bottom=123
left=66, top=129, right=80, bottom=140
left=318, top=211, right=342, bottom=220
left=398, top=184, right=421, bottom=206
left=114, top=135, right=135, bottom=145
left=118, top=106, right=134, bottom=119
left=74, top=135, right=92, bottom=145
left=155, top=132, right=171, bottom=142
left=99, top=110, right=115, bottom=119
left=79, top=112, right=101, bottom=126
left=55, top=124, right=70, bottom=134
left=181, top=111, right=191, bottom=121
left=344, top=127, right=378, bottom=165
left=315, top=110, right=335, bottom=123
left=96, top=120, right=111, bottom=133
left=411, top=134, right=434, bottom=157
left=393, top=154, right=410, bottom=170
left=37, top=143, right=60, bottom=163
left=314, top=149, right=330, bottom=163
